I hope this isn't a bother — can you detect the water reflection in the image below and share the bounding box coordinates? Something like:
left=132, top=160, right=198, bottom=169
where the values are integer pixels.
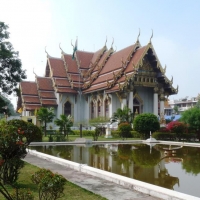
left=30, top=144, right=200, bottom=197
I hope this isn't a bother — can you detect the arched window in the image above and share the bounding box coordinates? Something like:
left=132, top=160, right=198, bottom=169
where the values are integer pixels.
left=104, top=99, right=109, bottom=117
left=133, top=94, right=143, bottom=114
left=64, top=101, right=71, bottom=116
left=97, top=100, right=101, bottom=116
left=91, top=101, right=94, bottom=118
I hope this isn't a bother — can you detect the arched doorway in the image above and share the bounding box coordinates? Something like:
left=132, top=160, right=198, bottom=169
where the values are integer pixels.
left=64, top=101, right=71, bottom=116
left=133, top=93, right=143, bottom=114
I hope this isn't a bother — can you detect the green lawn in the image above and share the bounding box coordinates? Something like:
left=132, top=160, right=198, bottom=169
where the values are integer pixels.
left=0, top=162, right=107, bottom=200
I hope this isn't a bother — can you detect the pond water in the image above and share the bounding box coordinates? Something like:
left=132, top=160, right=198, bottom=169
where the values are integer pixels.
left=30, top=143, right=200, bottom=198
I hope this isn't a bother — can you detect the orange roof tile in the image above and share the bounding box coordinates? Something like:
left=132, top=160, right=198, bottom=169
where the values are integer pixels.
left=25, top=104, right=41, bottom=111
left=63, top=54, right=79, bottom=73
left=41, top=99, right=57, bottom=106
left=21, top=82, right=38, bottom=95
left=37, top=77, right=54, bottom=91
left=49, top=57, right=67, bottom=78
left=76, top=51, right=94, bottom=68
left=23, top=96, right=40, bottom=104
left=39, top=91, right=56, bottom=99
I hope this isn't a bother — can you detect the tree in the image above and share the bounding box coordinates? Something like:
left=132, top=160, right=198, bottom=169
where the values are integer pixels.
left=181, top=107, right=200, bottom=141
left=133, top=113, right=160, bottom=139
left=0, top=22, right=26, bottom=95
left=37, top=107, right=55, bottom=137
left=54, top=114, right=73, bottom=140
left=111, top=106, right=134, bottom=124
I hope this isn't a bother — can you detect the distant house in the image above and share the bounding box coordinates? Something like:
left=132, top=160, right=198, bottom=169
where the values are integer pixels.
left=17, top=35, right=178, bottom=127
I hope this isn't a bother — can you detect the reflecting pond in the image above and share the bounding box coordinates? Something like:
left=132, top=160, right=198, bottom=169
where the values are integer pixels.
left=30, top=143, right=200, bottom=198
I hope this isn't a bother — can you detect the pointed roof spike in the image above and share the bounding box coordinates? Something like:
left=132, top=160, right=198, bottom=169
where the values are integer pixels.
left=136, top=28, right=140, bottom=43
left=33, top=68, right=37, bottom=77
left=171, top=76, right=173, bottom=84
left=164, top=65, right=167, bottom=73
left=111, top=37, right=114, bottom=48
left=105, top=36, right=107, bottom=46
left=45, top=46, right=50, bottom=58
left=149, top=29, right=153, bottom=44
left=59, top=43, right=64, bottom=53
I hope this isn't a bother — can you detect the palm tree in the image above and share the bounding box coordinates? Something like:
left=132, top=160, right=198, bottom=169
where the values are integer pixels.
left=37, top=107, right=55, bottom=136
left=55, top=115, right=73, bottom=140
left=111, top=106, right=134, bottom=124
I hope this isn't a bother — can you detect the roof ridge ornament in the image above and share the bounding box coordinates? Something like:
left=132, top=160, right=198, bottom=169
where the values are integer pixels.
left=111, top=37, right=114, bottom=48
left=33, top=68, right=37, bottom=77
left=149, top=29, right=153, bottom=44
left=59, top=43, right=64, bottom=54
left=45, top=46, right=50, bottom=58
left=104, top=36, right=107, bottom=46
left=136, top=28, right=140, bottom=43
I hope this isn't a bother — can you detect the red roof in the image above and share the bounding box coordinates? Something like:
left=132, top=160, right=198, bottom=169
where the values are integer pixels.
left=21, top=82, right=38, bottom=95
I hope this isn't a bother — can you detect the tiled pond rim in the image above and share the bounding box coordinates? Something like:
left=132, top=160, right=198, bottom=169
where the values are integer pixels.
left=28, top=140, right=200, bottom=200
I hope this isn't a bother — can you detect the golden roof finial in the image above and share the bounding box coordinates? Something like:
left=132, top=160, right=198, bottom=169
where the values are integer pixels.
left=176, top=85, right=179, bottom=93
left=149, top=29, right=153, bottom=44
left=33, top=68, right=37, bottom=77
left=111, top=37, right=114, bottom=48
left=59, top=43, right=64, bottom=54
left=137, top=28, right=140, bottom=43
left=163, top=65, right=167, bottom=74
left=45, top=46, right=49, bottom=58
left=171, top=76, right=173, bottom=84
left=105, top=36, right=107, bottom=46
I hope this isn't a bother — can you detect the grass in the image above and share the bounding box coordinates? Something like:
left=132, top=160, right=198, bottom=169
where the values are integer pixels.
left=0, top=162, right=107, bottom=200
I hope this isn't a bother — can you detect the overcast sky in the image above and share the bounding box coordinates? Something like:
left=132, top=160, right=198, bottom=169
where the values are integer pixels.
left=1, top=0, right=200, bottom=108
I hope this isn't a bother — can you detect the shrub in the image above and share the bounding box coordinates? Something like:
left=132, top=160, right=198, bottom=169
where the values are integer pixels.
left=11, top=188, right=34, bottom=200
left=166, top=121, right=187, bottom=140
left=31, top=168, right=66, bottom=200
left=118, top=122, right=132, bottom=139
left=133, top=113, right=160, bottom=139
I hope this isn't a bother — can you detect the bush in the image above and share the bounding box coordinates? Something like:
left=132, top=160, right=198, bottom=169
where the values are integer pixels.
left=118, top=122, right=132, bottom=139
left=131, top=131, right=140, bottom=138
left=111, top=130, right=121, bottom=138
left=11, top=188, right=34, bottom=200
left=31, top=168, right=67, bottom=200
left=133, top=113, right=160, bottom=139
left=73, top=130, right=95, bottom=136
left=152, top=132, right=176, bottom=140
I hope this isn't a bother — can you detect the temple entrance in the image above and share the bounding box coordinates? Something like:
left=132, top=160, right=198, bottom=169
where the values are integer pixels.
left=64, top=101, right=71, bottom=116
left=133, top=94, right=143, bottom=115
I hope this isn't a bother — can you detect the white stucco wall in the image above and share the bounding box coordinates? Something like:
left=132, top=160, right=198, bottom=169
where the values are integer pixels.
left=136, top=87, right=154, bottom=113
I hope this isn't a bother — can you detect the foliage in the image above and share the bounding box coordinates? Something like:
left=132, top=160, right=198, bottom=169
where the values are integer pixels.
left=152, top=132, right=176, bottom=140
left=166, top=121, right=187, bottom=140
left=55, top=114, right=73, bottom=139
left=132, top=144, right=161, bottom=167
left=11, top=188, right=34, bottom=200
left=0, top=21, right=26, bottom=95
left=173, top=105, right=179, bottom=114
left=181, top=107, right=200, bottom=141
left=31, top=168, right=67, bottom=200
left=0, top=119, right=42, bottom=185
left=71, top=130, right=95, bottom=136
left=111, top=106, right=133, bottom=124
left=37, top=107, right=55, bottom=137
left=118, top=122, right=132, bottom=139
left=133, top=113, right=160, bottom=139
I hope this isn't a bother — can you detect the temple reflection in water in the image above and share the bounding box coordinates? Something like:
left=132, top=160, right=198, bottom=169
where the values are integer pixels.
left=31, top=143, right=200, bottom=196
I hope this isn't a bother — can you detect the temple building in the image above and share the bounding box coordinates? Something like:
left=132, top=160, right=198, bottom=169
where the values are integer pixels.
left=17, top=34, right=178, bottom=126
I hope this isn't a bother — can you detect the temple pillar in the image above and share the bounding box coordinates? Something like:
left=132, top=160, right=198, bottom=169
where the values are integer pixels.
left=153, top=87, right=158, bottom=116
left=128, top=91, right=133, bottom=112
left=160, top=92, right=165, bottom=116
left=121, top=98, right=126, bottom=109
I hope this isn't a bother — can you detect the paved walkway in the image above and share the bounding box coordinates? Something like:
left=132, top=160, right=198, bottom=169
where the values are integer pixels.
left=23, top=153, right=161, bottom=200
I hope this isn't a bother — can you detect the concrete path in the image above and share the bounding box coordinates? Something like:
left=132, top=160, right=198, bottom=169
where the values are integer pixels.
left=23, top=153, right=160, bottom=200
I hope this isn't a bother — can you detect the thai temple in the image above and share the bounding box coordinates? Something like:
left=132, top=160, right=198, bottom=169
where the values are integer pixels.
left=17, top=33, right=178, bottom=126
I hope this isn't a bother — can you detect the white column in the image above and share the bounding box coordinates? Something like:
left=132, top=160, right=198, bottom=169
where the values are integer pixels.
left=128, top=91, right=133, bottom=112
left=121, top=99, right=126, bottom=109
left=160, top=94, right=165, bottom=116
left=153, top=87, right=158, bottom=116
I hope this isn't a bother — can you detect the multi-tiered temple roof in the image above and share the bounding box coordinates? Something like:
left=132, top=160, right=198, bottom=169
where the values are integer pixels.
left=17, top=36, right=178, bottom=111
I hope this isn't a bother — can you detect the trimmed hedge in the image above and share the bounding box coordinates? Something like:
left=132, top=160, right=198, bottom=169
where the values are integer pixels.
left=152, top=132, right=196, bottom=141
left=111, top=130, right=140, bottom=138
left=72, top=130, right=95, bottom=136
